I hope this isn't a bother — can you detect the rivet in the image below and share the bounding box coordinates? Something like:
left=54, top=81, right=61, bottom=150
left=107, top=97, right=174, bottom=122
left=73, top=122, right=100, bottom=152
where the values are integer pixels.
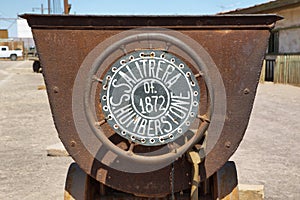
left=53, top=86, right=59, bottom=93
left=243, top=88, right=250, bottom=95
left=225, top=141, right=231, bottom=148
left=70, top=141, right=76, bottom=147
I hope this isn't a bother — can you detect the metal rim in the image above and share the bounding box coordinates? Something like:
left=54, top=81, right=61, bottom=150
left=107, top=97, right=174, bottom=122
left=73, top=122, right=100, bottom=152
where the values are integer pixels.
left=84, top=32, right=213, bottom=166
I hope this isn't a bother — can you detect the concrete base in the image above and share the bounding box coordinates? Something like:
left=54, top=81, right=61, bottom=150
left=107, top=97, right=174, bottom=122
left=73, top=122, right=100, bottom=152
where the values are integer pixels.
left=239, top=184, right=264, bottom=200
left=46, top=143, right=69, bottom=157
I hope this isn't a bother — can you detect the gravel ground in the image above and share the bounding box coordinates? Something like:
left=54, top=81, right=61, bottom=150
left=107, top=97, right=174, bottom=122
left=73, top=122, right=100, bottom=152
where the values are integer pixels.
left=0, top=61, right=299, bottom=199
left=231, top=82, right=300, bottom=200
left=0, top=61, right=73, bottom=200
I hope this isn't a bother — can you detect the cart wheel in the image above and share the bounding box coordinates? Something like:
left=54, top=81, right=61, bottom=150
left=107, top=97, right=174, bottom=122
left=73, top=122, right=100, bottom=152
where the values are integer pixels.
left=33, top=61, right=41, bottom=73
left=74, top=30, right=223, bottom=173
left=10, top=54, right=17, bottom=61
left=64, top=163, right=99, bottom=200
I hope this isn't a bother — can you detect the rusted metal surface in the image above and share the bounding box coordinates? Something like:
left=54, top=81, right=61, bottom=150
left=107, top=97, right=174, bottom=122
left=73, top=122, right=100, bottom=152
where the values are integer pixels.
left=22, top=14, right=281, bottom=197
left=64, top=163, right=88, bottom=200
left=64, top=163, right=99, bottom=200
left=213, top=161, right=239, bottom=200
left=23, top=14, right=281, bottom=30
left=65, top=162, right=237, bottom=200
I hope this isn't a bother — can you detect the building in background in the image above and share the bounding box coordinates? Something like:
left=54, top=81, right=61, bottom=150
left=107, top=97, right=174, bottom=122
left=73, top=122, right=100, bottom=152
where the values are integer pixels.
left=0, top=0, right=67, bottom=51
left=0, top=29, right=8, bottom=38
left=0, top=18, right=34, bottom=53
left=227, top=0, right=300, bottom=54
left=226, top=0, right=300, bottom=85
left=15, top=18, right=35, bottom=49
left=0, top=25, right=25, bottom=54
left=17, top=19, right=33, bottom=38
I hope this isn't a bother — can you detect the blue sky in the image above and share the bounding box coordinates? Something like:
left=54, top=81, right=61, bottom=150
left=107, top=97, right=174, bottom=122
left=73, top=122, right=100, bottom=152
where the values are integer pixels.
left=0, top=0, right=271, bottom=36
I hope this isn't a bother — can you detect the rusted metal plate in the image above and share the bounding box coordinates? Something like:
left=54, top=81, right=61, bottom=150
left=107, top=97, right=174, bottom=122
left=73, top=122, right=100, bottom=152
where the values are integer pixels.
left=23, top=14, right=281, bottom=30
left=22, top=14, right=280, bottom=197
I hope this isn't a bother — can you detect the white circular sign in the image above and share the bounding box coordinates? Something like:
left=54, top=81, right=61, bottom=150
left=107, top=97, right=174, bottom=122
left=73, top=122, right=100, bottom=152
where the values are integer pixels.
left=100, top=50, right=200, bottom=146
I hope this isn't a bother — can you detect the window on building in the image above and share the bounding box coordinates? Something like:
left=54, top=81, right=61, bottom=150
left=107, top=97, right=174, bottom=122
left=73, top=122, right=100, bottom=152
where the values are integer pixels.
left=268, top=31, right=279, bottom=54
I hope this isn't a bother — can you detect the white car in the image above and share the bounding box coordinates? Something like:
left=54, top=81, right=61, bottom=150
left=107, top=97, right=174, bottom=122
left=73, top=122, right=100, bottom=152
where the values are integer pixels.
left=0, top=46, right=23, bottom=61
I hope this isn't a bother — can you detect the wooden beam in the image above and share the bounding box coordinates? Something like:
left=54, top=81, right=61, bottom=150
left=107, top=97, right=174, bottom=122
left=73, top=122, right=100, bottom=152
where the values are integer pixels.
left=64, top=0, right=70, bottom=14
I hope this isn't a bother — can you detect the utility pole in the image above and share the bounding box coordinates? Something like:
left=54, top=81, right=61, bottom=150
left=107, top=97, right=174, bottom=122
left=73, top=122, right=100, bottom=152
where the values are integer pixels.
left=48, top=0, right=51, bottom=14
left=64, top=0, right=71, bottom=14
left=41, top=4, right=44, bottom=14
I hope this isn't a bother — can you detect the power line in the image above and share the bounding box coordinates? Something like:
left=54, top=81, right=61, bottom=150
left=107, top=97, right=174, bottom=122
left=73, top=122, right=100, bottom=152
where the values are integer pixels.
left=7, top=20, right=17, bottom=30
left=0, top=18, right=17, bottom=29
left=0, top=18, right=17, bottom=21
left=32, top=4, right=48, bottom=14
left=0, top=10, right=10, bottom=18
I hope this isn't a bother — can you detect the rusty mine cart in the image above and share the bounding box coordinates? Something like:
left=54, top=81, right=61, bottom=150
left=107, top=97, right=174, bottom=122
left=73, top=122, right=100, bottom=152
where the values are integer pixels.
left=22, top=14, right=281, bottom=200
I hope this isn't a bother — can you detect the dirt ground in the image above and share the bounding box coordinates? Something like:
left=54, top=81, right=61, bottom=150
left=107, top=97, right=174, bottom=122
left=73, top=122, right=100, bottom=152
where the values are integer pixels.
left=0, top=61, right=299, bottom=199
left=0, top=61, right=73, bottom=200
left=231, top=82, right=300, bottom=199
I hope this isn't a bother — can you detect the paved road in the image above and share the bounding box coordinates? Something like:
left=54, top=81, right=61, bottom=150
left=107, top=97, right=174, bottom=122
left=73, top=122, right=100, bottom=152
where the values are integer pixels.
left=231, top=82, right=300, bottom=200
left=0, top=61, right=73, bottom=200
left=0, top=61, right=299, bottom=199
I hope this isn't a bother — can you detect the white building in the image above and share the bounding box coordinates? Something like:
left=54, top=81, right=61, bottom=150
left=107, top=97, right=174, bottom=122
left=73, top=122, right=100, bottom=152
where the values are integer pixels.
left=17, top=19, right=33, bottom=38
left=15, top=18, right=34, bottom=49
